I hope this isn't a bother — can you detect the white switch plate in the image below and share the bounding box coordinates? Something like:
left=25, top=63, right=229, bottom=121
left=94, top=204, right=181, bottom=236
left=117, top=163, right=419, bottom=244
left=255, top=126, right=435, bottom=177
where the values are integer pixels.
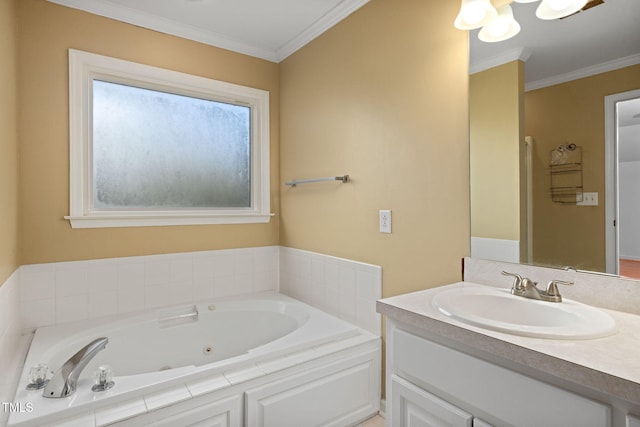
left=577, top=192, right=598, bottom=206
left=379, top=210, right=392, bottom=233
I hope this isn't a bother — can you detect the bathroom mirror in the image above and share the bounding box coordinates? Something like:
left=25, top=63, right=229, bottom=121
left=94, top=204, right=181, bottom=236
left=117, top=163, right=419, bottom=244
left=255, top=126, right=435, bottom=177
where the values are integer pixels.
left=468, top=0, right=640, bottom=277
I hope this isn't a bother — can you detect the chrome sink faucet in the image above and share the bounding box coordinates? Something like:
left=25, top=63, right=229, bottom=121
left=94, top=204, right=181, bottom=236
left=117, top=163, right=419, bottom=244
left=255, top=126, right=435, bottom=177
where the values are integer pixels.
left=43, top=337, right=108, bottom=398
left=501, top=271, right=573, bottom=303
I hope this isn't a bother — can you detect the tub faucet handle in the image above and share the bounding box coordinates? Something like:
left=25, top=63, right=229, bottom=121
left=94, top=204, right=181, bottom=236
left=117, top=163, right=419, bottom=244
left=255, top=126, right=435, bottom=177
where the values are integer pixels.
left=26, top=363, right=52, bottom=390
left=92, top=365, right=115, bottom=392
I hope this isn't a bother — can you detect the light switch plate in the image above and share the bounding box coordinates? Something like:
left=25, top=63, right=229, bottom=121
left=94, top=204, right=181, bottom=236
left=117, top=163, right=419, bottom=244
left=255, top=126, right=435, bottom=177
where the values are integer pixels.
left=379, top=210, right=391, bottom=233
left=577, top=192, right=598, bottom=206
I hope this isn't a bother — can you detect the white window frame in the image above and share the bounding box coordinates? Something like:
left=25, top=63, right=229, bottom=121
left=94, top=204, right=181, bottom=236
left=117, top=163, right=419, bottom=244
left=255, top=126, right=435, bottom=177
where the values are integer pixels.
left=65, top=49, right=271, bottom=228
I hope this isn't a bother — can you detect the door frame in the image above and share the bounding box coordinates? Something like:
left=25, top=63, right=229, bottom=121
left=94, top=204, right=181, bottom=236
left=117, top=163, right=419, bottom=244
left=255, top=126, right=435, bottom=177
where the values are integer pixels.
left=605, top=89, right=640, bottom=274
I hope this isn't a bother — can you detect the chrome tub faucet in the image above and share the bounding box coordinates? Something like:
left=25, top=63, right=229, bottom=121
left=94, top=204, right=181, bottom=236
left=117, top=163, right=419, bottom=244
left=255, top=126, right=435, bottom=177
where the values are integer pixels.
left=43, top=337, right=108, bottom=398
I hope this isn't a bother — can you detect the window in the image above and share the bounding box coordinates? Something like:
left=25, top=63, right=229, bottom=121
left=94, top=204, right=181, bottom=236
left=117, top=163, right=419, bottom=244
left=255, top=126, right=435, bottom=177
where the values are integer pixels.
left=66, top=49, right=271, bottom=228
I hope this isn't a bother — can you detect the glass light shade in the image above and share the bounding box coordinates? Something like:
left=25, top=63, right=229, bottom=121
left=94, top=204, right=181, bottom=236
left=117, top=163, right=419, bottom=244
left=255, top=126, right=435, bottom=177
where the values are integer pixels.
left=454, top=0, right=498, bottom=30
left=536, top=0, right=588, bottom=19
left=479, top=5, right=521, bottom=42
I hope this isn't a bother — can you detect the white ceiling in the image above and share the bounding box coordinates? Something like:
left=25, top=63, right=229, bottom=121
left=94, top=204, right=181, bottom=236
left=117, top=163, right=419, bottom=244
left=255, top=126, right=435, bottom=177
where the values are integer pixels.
left=49, top=0, right=640, bottom=83
left=47, top=0, right=369, bottom=62
left=48, top=0, right=640, bottom=141
left=469, top=0, right=640, bottom=90
left=468, top=0, right=640, bottom=138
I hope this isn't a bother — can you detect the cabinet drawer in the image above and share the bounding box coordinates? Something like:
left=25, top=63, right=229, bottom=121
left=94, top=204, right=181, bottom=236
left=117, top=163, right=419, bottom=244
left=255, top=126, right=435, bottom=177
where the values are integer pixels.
left=393, top=329, right=611, bottom=427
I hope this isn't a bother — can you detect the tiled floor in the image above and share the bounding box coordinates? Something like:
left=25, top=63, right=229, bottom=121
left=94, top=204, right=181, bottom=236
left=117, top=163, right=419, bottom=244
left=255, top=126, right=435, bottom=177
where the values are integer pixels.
left=359, top=414, right=385, bottom=427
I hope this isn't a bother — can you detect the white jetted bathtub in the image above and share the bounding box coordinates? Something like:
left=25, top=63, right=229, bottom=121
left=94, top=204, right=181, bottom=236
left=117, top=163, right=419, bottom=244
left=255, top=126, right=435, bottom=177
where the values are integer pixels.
left=10, top=293, right=380, bottom=426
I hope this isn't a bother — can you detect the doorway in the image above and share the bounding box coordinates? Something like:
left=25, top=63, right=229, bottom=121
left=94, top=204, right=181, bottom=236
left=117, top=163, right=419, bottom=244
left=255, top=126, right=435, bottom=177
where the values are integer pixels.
left=605, top=89, right=640, bottom=278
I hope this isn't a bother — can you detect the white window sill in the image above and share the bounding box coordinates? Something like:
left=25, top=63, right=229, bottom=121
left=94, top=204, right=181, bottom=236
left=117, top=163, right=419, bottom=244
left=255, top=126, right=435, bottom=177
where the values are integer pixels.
left=65, top=213, right=274, bottom=229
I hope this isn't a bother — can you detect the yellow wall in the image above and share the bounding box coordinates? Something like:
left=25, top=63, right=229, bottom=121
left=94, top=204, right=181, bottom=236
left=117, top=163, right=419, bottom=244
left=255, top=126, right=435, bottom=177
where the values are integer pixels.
left=14, top=0, right=469, bottom=287
left=280, top=0, right=470, bottom=298
left=17, top=0, right=280, bottom=264
left=0, top=0, right=20, bottom=285
left=526, top=64, right=640, bottom=271
left=470, top=61, right=523, bottom=243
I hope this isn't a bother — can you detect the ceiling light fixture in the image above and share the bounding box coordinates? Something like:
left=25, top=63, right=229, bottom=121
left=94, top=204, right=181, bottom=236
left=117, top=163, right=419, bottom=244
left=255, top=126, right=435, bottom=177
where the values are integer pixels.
left=455, top=0, right=588, bottom=42
left=454, top=0, right=498, bottom=30
left=536, top=0, right=588, bottom=19
left=478, top=4, right=521, bottom=42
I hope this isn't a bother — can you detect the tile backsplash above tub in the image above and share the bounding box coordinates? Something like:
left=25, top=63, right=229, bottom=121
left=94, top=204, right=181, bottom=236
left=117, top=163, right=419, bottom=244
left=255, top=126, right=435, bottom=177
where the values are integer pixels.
left=18, top=246, right=382, bottom=337
left=279, top=247, right=382, bottom=336
left=20, top=246, right=279, bottom=333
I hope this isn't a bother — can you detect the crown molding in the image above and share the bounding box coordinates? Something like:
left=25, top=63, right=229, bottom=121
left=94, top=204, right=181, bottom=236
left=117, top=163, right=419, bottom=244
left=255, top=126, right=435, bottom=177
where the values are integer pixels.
left=469, top=45, right=640, bottom=92
left=48, top=0, right=369, bottom=63
left=525, top=53, right=640, bottom=91
left=469, top=47, right=532, bottom=75
left=48, top=0, right=279, bottom=61
left=276, top=0, right=370, bottom=62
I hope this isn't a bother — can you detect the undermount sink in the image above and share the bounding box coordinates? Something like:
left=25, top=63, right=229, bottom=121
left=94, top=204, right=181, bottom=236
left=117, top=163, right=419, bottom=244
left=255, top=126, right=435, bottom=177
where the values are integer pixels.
left=432, top=286, right=617, bottom=340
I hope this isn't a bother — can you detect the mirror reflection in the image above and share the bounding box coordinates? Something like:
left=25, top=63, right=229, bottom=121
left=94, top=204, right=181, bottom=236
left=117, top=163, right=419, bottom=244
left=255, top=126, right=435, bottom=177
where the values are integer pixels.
left=467, top=0, right=640, bottom=277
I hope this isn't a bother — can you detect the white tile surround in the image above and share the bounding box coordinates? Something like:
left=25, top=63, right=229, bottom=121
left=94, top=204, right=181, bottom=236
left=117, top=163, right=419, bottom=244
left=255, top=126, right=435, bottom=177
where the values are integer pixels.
left=18, top=246, right=280, bottom=334
left=0, top=246, right=381, bottom=426
left=0, top=271, right=28, bottom=427
left=279, top=247, right=382, bottom=335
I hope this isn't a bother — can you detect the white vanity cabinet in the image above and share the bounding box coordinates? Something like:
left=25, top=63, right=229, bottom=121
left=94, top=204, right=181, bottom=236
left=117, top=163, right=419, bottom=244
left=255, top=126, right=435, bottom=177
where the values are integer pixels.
left=386, top=321, right=612, bottom=427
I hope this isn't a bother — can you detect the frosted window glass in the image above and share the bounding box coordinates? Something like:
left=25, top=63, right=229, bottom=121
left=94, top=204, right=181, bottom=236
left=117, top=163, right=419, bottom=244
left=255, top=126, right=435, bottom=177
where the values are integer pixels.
left=92, top=80, right=251, bottom=209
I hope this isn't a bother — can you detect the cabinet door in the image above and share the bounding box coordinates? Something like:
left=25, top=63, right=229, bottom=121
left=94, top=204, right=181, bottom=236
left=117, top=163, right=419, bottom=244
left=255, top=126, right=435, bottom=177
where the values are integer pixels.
left=149, top=395, right=241, bottom=427
left=246, top=351, right=379, bottom=427
left=391, top=375, right=472, bottom=427
left=393, top=328, right=611, bottom=427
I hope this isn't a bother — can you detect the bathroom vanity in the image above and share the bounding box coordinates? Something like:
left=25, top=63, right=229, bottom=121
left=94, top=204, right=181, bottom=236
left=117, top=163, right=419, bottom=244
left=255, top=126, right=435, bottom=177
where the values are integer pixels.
left=377, top=278, right=640, bottom=427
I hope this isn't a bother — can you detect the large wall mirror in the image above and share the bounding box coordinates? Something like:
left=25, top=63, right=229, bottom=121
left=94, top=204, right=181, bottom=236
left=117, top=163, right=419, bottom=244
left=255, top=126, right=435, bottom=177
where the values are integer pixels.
left=468, top=0, right=640, bottom=277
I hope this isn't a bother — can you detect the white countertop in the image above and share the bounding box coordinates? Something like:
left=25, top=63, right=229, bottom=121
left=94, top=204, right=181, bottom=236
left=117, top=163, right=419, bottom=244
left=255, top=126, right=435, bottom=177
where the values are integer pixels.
left=377, top=281, right=640, bottom=406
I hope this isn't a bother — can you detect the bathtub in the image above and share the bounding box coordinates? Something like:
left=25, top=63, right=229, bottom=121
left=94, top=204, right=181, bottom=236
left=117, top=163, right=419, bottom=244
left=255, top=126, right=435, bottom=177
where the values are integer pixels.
left=9, top=292, right=380, bottom=426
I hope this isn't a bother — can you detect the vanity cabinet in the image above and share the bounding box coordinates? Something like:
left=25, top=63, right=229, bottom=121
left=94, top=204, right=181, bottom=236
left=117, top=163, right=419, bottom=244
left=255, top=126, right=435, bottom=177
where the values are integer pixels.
left=386, top=321, right=612, bottom=427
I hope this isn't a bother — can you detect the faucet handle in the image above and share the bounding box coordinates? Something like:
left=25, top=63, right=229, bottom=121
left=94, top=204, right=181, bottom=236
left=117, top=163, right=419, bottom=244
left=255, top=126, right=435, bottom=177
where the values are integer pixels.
left=546, top=280, right=574, bottom=301
left=501, top=271, right=523, bottom=289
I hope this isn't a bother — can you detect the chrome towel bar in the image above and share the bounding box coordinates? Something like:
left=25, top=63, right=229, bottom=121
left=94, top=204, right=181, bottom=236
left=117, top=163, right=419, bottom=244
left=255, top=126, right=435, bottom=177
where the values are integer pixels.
left=285, top=175, right=349, bottom=187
